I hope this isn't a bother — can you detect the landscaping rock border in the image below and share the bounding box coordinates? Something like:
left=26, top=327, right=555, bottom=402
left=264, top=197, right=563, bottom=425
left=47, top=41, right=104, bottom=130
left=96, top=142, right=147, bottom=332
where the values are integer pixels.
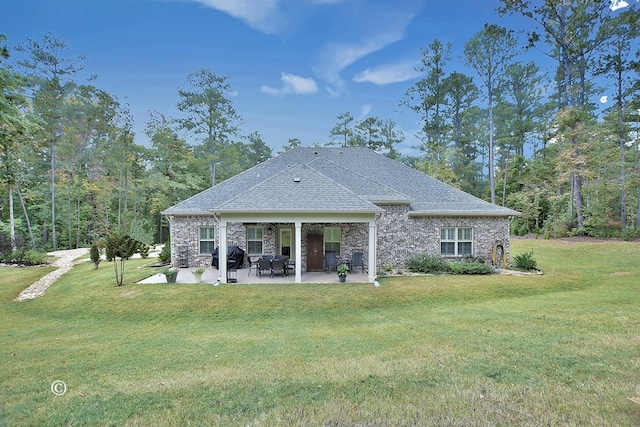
left=14, top=248, right=89, bottom=302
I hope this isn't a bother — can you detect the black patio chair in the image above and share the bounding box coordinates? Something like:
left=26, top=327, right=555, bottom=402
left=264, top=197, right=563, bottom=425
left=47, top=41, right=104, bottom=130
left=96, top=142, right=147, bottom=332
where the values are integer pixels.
left=271, top=259, right=286, bottom=277
left=351, top=251, right=365, bottom=273
left=324, top=251, right=338, bottom=273
left=257, top=259, right=272, bottom=277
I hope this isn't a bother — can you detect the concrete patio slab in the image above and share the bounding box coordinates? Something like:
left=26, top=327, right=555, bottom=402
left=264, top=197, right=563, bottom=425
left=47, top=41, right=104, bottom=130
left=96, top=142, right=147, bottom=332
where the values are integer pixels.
left=138, top=267, right=370, bottom=284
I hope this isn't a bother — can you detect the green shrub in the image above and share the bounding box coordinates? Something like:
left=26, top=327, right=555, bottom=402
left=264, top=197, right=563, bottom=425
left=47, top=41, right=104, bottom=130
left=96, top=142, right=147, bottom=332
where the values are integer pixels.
left=158, top=238, right=171, bottom=265
left=8, top=249, right=23, bottom=264
left=621, top=227, right=640, bottom=242
left=406, top=253, right=451, bottom=274
left=0, top=248, right=48, bottom=266
left=137, top=242, right=150, bottom=259
left=90, top=242, right=101, bottom=269
left=462, top=254, right=485, bottom=264
left=22, top=250, right=48, bottom=266
left=449, top=262, right=494, bottom=275
left=513, top=250, right=538, bottom=270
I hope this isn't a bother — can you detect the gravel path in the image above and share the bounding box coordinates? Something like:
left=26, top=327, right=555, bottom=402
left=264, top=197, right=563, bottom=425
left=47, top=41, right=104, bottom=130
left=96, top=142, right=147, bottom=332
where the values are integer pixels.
left=14, top=248, right=90, bottom=302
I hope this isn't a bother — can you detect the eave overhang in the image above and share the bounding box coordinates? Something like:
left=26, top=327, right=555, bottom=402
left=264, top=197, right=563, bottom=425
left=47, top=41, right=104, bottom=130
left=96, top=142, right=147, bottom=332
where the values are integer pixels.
left=211, top=207, right=384, bottom=215
left=408, top=210, right=521, bottom=218
left=160, top=210, right=212, bottom=216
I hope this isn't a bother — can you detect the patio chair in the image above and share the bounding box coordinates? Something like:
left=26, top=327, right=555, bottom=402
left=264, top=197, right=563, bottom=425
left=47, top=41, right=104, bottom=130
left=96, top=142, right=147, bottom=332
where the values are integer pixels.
left=271, top=259, right=286, bottom=277
left=286, top=258, right=295, bottom=276
left=351, top=251, right=365, bottom=273
left=257, top=259, right=272, bottom=277
left=324, top=251, right=338, bottom=273
left=247, top=256, right=259, bottom=276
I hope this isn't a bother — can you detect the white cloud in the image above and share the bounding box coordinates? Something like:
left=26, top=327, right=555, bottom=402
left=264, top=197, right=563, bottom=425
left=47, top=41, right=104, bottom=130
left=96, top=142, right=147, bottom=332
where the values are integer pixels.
left=311, top=0, right=422, bottom=97
left=191, top=0, right=285, bottom=34
left=314, top=29, right=408, bottom=96
left=261, top=72, right=319, bottom=96
left=353, top=61, right=422, bottom=86
left=610, top=0, right=629, bottom=11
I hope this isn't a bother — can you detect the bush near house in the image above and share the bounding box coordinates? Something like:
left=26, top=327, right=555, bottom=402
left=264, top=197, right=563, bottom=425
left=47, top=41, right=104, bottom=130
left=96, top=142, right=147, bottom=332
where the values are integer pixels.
left=158, top=237, right=171, bottom=265
left=406, top=252, right=493, bottom=275
left=513, top=250, right=538, bottom=271
left=449, top=261, right=494, bottom=275
left=406, top=253, right=452, bottom=274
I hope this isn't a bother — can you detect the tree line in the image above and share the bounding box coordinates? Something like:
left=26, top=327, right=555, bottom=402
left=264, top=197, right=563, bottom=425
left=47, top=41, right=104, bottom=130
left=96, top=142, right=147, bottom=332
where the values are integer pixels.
left=1, top=0, right=640, bottom=257
left=329, top=1, right=640, bottom=238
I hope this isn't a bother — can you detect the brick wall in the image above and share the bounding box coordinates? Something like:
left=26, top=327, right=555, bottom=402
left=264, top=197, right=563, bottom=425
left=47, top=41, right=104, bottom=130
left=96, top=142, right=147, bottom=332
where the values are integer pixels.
left=375, top=206, right=511, bottom=270
left=168, top=215, right=243, bottom=268
left=168, top=210, right=511, bottom=271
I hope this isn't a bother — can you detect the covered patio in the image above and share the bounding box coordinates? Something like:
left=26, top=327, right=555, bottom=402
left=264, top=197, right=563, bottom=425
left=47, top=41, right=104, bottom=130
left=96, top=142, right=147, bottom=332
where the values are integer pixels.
left=215, top=213, right=378, bottom=284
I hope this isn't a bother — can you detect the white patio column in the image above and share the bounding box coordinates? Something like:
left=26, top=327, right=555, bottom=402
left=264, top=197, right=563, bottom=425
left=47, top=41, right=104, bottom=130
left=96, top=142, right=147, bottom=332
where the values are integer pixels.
left=295, top=220, right=302, bottom=283
left=368, top=220, right=377, bottom=283
left=219, top=220, right=228, bottom=283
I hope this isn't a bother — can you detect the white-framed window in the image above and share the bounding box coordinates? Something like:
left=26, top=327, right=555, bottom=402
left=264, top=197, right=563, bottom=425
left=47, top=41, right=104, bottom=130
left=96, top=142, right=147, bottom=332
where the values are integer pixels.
left=324, top=226, right=341, bottom=255
left=441, top=227, right=473, bottom=256
left=199, top=226, right=216, bottom=255
left=247, top=226, right=264, bottom=256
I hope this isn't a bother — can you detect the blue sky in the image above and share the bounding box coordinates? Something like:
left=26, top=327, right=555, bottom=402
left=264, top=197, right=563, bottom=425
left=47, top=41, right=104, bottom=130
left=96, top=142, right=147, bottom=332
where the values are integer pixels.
left=2, top=0, right=623, bottom=154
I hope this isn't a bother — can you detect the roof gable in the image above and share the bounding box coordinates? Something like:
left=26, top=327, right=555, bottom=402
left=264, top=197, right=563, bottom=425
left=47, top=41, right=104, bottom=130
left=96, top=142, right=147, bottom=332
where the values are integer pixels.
left=216, top=163, right=382, bottom=213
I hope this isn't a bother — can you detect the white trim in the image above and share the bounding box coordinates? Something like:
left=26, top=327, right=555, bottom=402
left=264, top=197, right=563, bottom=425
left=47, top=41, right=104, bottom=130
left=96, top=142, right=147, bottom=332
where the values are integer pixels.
left=198, top=226, right=216, bottom=255
left=295, top=221, right=302, bottom=283
left=246, top=225, right=264, bottom=257
left=219, top=221, right=228, bottom=283
left=220, top=212, right=375, bottom=223
left=278, top=227, right=294, bottom=258
left=440, top=226, right=473, bottom=256
left=409, top=211, right=520, bottom=218
left=368, top=220, right=377, bottom=282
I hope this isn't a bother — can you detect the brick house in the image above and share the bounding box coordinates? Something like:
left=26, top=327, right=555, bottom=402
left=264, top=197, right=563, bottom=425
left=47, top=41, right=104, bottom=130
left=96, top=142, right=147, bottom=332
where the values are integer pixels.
left=161, top=147, right=519, bottom=283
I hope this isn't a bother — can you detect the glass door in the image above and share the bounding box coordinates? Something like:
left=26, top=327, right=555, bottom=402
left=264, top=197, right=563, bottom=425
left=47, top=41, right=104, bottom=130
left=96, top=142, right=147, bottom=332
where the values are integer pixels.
left=279, top=228, right=293, bottom=258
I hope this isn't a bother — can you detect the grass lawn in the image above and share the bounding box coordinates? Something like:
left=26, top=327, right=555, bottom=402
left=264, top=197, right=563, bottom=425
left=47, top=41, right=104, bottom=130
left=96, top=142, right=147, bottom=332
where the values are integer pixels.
left=1, top=239, right=639, bottom=426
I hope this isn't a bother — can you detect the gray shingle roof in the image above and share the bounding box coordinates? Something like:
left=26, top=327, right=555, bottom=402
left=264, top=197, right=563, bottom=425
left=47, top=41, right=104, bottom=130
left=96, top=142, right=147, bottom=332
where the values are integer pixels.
left=216, top=163, right=382, bottom=213
left=161, top=147, right=519, bottom=217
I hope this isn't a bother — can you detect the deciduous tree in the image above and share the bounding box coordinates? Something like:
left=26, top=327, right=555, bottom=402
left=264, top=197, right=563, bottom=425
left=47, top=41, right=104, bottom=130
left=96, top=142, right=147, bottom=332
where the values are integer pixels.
left=0, top=35, right=40, bottom=250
